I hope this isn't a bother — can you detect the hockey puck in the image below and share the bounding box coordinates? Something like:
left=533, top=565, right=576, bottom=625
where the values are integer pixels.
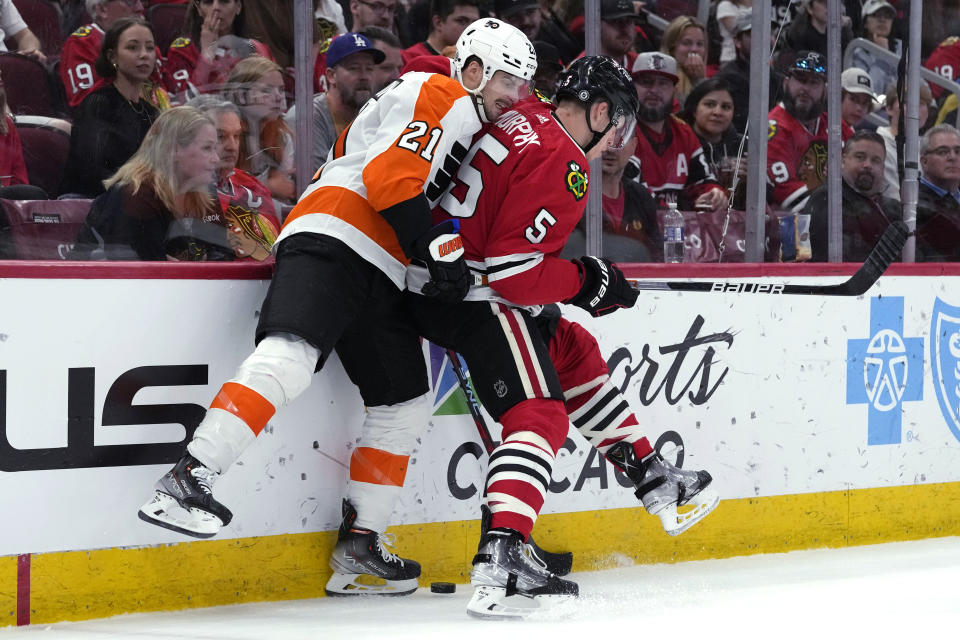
left=430, top=582, right=456, bottom=594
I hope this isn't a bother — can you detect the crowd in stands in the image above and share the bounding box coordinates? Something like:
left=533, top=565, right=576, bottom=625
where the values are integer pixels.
left=2, top=0, right=960, bottom=263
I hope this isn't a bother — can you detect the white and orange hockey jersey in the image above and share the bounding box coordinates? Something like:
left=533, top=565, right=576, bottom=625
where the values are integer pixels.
left=276, top=71, right=483, bottom=288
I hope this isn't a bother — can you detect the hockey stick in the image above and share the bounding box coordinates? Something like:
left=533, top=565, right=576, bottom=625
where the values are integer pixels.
left=629, top=220, right=908, bottom=296
left=445, top=348, right=574, bottom=577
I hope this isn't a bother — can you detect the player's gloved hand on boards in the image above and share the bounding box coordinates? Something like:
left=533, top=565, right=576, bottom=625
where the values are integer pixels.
left=565, top=256, right=638, bottom=317
left=410, top=220, right=471, bottom=303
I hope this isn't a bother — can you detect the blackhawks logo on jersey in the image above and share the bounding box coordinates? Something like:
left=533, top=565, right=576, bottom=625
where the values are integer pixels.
left=565, top=161, right=588, bottom=200
left=768, top=120, right=778, bottom=140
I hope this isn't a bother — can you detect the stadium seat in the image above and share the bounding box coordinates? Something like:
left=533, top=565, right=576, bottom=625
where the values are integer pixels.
left=147, top=3, right=188, bottom=55
left=0, top=198, right=92, bottom=260
left=15, top=118, right=71, bottom=198
left=9, top=0, right=63, bottom=57
left=0, top=52, right=61, bottom=117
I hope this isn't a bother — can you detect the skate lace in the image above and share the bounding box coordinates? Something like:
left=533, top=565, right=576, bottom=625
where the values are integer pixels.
left=376, top=532, right=404, bottom=566
left=190, top=466, right=217, bottom=495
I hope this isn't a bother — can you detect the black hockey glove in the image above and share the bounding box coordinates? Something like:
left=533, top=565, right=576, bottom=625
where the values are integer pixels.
left=566, top=256, right=638, bottom=317
left=410, top=220, right=471, bottom=303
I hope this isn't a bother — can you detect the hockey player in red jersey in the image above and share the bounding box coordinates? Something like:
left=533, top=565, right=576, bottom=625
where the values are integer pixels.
left=137, top=19, right=538, bottom=597
left=404, top=56, right=718, bottom=618
left=767, top=50, right=853, bottom=213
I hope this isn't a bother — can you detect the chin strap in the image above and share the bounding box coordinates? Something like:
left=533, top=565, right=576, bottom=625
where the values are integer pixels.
left=579, top=101, right=615, bottom=155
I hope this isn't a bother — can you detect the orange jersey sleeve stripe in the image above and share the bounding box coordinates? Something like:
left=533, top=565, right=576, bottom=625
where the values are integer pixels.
left=282, top=186, right=409, bottom=264
left=209, top=382, right=275, bottom=436
left=362, top=75, right=465, bottom=212
left=349, top=447, right=409, bottom=486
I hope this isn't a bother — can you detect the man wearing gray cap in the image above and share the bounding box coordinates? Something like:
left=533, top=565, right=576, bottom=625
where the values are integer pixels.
left=840, top=67, right=877, bottom=129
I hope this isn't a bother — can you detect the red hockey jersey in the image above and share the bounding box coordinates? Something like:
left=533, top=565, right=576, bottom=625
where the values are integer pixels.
left=767, top=104, right=852, bottom=212
left=924, top=36, right=960, bottom=99
left=217, top=168, right=280, bottom=261
left=425, top=99, right=587, bottom=306
left=60, top=23, right=169, bottom=108
left=629, top=115, right=718, bottom=208
left=166, top=36, right=274, bottom=97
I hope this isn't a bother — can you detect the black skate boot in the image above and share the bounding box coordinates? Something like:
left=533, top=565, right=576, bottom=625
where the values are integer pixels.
left=467, top=529, right=578, bottom=619
left=138, top=453, right=233, bottom=538
left=480, top=503, right=573, bottom=576
left=608, top=442, right=719, bottom=536
left=325, top=499, right=421, bottom=596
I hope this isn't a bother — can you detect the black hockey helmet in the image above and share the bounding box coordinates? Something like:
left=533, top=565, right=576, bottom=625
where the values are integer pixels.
left=555, top=55, right=639, bottom=152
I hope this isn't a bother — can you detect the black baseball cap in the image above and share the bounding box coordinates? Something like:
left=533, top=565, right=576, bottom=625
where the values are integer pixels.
left=602, top=0, right=640, bottom=20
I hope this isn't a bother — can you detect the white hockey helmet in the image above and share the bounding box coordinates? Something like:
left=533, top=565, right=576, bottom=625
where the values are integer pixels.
left=453, top=18, right=537, bottom=96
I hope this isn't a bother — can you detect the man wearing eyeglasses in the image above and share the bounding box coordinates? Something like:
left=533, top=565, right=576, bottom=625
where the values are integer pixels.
left=916, top=123, right=960, bottom=261
left=350, top=0, right=397, bottom=31
left=767, top=50, right=852, bottom=214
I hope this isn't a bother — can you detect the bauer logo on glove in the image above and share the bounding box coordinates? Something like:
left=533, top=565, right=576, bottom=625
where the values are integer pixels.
left=566, top=256, right=639, bottom=317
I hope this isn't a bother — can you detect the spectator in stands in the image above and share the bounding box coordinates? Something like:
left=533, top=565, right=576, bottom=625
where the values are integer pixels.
left=286, top=33, right=383, bottom=172
left=60, top=17, right=161, bottom=198
left=840, top=67, right=878, bottom=129
left=851, top=0, right=900, bottom=98
left=597, top=0, right=646, bottom=70
left=767, top=51, right=851, bottom=213
left=916, top=123, right=960, bottom=261
left=660, top=16, right=710, bottom=105
left=532, top=40, right=564, bottom=97
left=165, top=0, right=275, bottom=100
left=629, top=52, right=727, bottom=211
left=60, top=0, right=167, bottom=109
left=358, top=27, right=403, bottom=93
left=403, top=0, right=478, bottom=65
left=925, top=36, right=960, bottom=102
left=495, top=0, right=539, bottom=41
left=0, top=0, right=47, bottom=63
left=877, top=79, right=933, bottom=200
left=59, top=0, right=91, bottom=37
left=680, top=77, right=746, bottom=207
left=189, top=95, right=280, bottom=261
left=782, top=0, right=852, bottom=58
left=69, top=106, right=230, bottom=261
left=0, top=68, right=26, bottom=186
left=530, top=0, right=580, bottom=64
left=715, top=12, right=782, bottom=136
left=803, top=130, right=900, bottom=262
left=222, top=56, right=296, bottom=205
left=349, top=0, right=397, bottom=32
left=715, top=0, right=751, bottom=65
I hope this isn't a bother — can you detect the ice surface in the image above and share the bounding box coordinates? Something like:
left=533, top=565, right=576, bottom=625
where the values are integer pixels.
left=3, top=537, right=958, bottom=639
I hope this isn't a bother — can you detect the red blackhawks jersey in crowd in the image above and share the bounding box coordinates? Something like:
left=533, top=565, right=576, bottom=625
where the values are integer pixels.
left=628, top=115, right=718, bottom=208
left=424, top=99, right=587, bottom=307
left=60, top=23, right=170, bottom=108
left=216, top=169, right=280, bottom=262
left=924, top=36, right=960, bottom=99
left=767, top=104, right=852, bottom=212
left=166, top=36, right=274, bottom=97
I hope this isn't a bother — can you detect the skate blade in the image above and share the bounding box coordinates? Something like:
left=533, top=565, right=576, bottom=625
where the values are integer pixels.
left=137, top=492, right=224, bottom=539
left=324, top=572, right=418, bottom=597
left=657, top=488, right=720, bottom=536
left=466, top=585, right=575, bottom=619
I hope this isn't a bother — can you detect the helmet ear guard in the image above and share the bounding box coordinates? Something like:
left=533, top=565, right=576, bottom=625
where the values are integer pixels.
left=556, top=55, right=639, bottom=153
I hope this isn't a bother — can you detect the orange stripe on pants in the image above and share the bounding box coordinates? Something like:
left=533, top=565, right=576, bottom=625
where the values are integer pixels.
left=349, top=447, right=409, bottom=486
left=209, top=382, right=275, bottom=436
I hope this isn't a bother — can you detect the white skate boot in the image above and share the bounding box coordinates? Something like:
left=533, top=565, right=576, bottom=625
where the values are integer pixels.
left=138, top=453, right=233, bottom=538
left=325, top=500, right=421, bottom=596
left=608, top=443, right=719, bottom=536
left=467, top=529, right=578, bottom=619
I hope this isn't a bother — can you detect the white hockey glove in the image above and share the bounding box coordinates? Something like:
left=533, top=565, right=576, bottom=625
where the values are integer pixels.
left=566, top=256, right=638, bottom=317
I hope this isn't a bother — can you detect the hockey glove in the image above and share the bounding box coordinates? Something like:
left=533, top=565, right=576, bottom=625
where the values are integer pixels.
left=566, top=256, right=638, bottom=317
left=410, top=220, right=471, bottom=303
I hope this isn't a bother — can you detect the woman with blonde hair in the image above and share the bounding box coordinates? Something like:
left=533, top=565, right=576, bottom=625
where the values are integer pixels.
left=70, top=106, right=228, bottom=261
left=222, top=56, right=296, bottom=204
left=660, top=16, right=710, bottom=105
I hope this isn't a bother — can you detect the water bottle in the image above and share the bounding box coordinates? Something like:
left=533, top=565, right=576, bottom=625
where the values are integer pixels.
left=663, top=202, right=684, bottom=263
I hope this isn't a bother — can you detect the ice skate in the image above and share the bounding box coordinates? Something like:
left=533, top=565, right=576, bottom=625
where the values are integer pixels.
left=325, top=500, right=420, bottom=597
left=137, top=453, right=233, bottom=538
left=608, top=443, right=719, bottom=536
left=467, top=529, right=578, bottom=619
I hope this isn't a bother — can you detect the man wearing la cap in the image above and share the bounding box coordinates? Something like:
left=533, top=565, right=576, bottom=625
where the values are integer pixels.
left=767, top=50, right=852, bottom=213
left=841, top=67, right=877, bottom=129
left=627, top=51, right=728, bottom=211
left=285, top=32, right=385, bottom=171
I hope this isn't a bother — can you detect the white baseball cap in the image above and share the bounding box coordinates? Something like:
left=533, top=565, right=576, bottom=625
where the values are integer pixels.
left=862, top=0, right=895, bottom=18
left=631, top=52, right=678, bottom=83
left=841, top=67, right=877, bottom=101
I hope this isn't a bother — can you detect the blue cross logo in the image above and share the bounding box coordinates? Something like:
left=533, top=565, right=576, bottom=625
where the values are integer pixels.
left=846, top=297, right=924, bottom=445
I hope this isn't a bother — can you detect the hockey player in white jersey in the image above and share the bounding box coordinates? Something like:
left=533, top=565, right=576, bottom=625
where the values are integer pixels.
left=138, top=18, right=538, bottom=597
